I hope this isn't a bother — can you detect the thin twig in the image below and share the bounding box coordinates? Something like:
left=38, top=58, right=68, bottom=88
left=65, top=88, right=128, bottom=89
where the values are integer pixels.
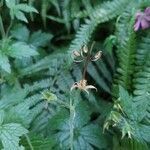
left=0, top=15, right=5, bottom=38
left=82, top=41, right=95, bottom=79
left=6, top=19, right=13, bottom=37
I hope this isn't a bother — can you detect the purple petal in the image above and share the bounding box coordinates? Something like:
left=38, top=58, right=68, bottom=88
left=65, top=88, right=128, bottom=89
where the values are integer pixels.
left=145, top=7, right=150, bottom=15
left=141, top=19, right=149, bottom=29
left=134, top=20, right=141, bottom=31
left=144, top=15, right=150, bottom=21
left=135, top=12, right=143, bottom=19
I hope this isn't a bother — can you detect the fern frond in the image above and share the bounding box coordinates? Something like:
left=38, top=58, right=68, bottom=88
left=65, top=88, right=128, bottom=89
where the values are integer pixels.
left=133, top=33, right=150, bottom=124
left=113, top=12, right=137, bottom=93
left=19, top=50, right=68, bottom=77
left=69, top=0, right=129, bottom=56
left=87, top=50, right=115, bottom=94
left=30, top=111, right=50, bottom=133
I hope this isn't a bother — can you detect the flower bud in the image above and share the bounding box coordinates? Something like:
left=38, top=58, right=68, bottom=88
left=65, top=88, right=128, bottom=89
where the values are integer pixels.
left=82, top=45, right=88, bottom=53
left=73, top=50, right=81, bottom=58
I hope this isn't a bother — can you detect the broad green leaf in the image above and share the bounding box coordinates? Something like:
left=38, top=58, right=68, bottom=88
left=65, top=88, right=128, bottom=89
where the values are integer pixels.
left=11, top=24, right=30, bottom=42
left=15, top=10, right=28, bottom=23
left=6, top=1, right=38, bottom=21
left=0, top=53, right=11, bottom=73
left=16, top=4, right=38, bottom=13
left=0, top=123, right=28, bottom=150
left=5, top=0, right=16, bottom=8
left=29, top=31, right=53, bottom=47
left=8, top=42, right=38, bottom=58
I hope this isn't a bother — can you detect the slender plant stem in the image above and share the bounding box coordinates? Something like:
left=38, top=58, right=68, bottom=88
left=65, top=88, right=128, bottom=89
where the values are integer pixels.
left=25, top=134, right=34, bottom=150
left=0, top=15, right=5, bottom=38
left=57, top=99, right=70, bottom=109
left=82, top=41, right=95, bottom=79
left=6, top=19, right=13, bottom=37
left=69, top=96, right=75, bottom=150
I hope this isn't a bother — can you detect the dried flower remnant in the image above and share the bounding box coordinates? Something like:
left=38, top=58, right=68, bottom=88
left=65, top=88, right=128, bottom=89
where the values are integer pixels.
left=71, top=42, right=102, bottom=94
left=71, top=79, right=97, bottom=94
left=134, top=7, right=150, bottom=31
left=72, top=50, right=84, bottom=62
left=91, top=51, right=102, bottom=61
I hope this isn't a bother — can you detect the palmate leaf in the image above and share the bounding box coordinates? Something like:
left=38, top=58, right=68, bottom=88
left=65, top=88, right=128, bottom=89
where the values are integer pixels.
left=11, top=24, right=53, bottom=48
left=0, top=27, right=43, bottom=73
left=48, top=101, right=107, bottom=150
left=5, top=0, right=38, bottom=22
left=7, top=42, right=38, bottom=59
left=0, top=110, right=28, bottom=150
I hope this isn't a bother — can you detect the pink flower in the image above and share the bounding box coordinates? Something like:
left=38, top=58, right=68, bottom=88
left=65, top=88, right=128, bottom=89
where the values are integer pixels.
left=134, top=7, right=150, bottom=31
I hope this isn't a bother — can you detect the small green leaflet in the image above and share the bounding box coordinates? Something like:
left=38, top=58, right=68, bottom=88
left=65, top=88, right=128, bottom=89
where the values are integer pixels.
left=0, top=53, right=11, bottom=73
left=5, top=0, right=38, bottom=22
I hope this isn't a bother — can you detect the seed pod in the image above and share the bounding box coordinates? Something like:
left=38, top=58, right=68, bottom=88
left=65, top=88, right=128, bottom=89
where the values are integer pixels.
left=82, top=45, right=88, bottom=53
left=92, top=51, right=102, bottom=61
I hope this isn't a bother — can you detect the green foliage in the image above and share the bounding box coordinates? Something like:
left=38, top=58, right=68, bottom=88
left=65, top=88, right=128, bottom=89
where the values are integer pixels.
left=0, top=0, right=150, bottom=149
left=69, top=0, right=129, bottom=58
left=5, top=0, right=38, bottom=22
left=0, top=38, right=38, bottom=73
left=0, top=110, right=28, bottom=150
left=47, top=99, right=107, bottom=150
left=21, top=135, right=56, bottom=150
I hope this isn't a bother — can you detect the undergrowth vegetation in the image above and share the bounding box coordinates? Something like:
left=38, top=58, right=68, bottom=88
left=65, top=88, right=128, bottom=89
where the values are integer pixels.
left=0, top=0, right=150, bottom=149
